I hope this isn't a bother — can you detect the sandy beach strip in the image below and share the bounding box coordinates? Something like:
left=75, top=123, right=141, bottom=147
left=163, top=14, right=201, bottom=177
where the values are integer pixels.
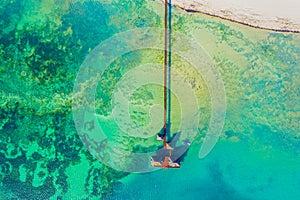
left=172, top=0, right=300, bottom=32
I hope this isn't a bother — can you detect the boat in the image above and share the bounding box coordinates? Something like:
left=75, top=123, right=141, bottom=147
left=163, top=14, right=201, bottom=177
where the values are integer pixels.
left=151, top=132, right=190, bottom=169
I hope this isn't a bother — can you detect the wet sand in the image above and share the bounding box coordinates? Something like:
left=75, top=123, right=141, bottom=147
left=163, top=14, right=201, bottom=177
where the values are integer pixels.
left=172, top=0, right=300, bottom=32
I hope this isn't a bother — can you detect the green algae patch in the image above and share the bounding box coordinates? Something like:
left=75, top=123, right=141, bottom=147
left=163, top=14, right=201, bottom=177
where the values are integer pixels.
left=0, top=0, right=299, bottom=199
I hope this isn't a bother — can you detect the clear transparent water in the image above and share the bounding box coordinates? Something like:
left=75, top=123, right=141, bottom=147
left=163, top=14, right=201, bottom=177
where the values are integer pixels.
left=0, top=0, right=299, bottom=199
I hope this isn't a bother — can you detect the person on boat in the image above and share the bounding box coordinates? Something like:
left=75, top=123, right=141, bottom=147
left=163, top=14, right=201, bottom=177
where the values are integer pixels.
left=151, top=156, right=180, bottom=168
left=151, top=157, right=162, bottom=167
left=163, top=157, right=180, bottom=168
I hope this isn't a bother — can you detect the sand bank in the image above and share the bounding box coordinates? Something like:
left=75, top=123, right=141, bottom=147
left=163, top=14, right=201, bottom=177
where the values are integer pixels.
left=172, top=0, right=300, bottom=32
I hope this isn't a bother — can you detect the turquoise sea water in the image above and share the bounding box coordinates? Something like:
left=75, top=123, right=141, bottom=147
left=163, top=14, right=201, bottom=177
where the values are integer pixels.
left=112, top=139, right=300, bottom=199
left=0, top=0, right=299, bottom=199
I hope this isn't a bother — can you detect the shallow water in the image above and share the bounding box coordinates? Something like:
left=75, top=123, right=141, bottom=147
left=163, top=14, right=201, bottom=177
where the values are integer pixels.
left=0, top=0, right=299, bottom=199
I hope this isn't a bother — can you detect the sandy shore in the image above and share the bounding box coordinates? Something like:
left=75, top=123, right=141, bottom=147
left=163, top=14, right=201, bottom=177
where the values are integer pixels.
left=172, top=0, right=300, bottom=32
